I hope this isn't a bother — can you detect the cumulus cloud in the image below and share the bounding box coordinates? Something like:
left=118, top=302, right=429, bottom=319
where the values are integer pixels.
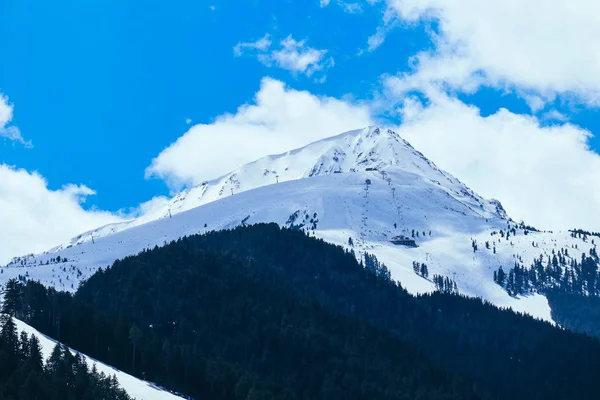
left=146, top=76, right=600, bottom=230
left=234, top=35, right=333, bottom=77
left=0, top=165, right=123, bottom=264
left=145, top=77, right=372, bottom=188
left=354, top=0, right=600, bottom=230
left=0, top=94, right=31, bottom=147
left=374, top=0, right=600, bottom=105
left=384, top=82, right=600, bottom=230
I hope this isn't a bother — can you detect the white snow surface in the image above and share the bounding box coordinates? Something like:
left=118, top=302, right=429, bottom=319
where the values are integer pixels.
left=3, top=126, right=593, bottom=324
left=13, top=318, right=186, bottom=400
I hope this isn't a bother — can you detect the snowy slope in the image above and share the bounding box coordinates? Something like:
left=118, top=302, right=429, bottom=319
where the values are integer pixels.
left=2, top=126, right=593, bottom=322
left=13, top=318, right=186, bottom=400
left=43, top=127, right=507, bottom=251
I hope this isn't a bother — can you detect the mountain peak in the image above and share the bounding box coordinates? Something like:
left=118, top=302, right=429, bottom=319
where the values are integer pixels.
left=363, top=125, right=382, bottom=137
left=35, top=126, right=507, bottom=253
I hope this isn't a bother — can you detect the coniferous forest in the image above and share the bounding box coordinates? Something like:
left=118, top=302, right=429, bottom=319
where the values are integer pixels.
left=0, top=313, right=131, bottom=400
left=493, top=229, right=600, bottom=338
left=4, top=224, right=600, bottom=400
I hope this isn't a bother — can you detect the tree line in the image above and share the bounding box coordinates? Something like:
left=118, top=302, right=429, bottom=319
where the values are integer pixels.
left=5, top=223, right=600, bottom=400
left=0, top=313, right=131, bottom=400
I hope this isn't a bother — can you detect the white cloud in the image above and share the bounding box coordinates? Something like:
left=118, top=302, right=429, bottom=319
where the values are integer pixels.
left=541, top=110, right=568, bottom=122
left=320, top=0, right=362, bottom=13
left=265, top=36, right=332, bottom=76
left=364, top=3, right=402, bottom=52
left=385, top=82, right=600, bottom=230
left=0, top=94, right=31, bottom=147
left=145, top=77, right=372, bottom=188
left=147, top=77, right=600, bottom=230
left=376, top=0, right=600, bottom=105
left=362, top=0, right=600, bottom=230
left=0, top=165, right=123, bottom=264
left=233, top=34, right=272, bottom=57
left=235, top=34, right=333, bottom=77
left=340, top=2, right=362, bottom=13
left=367, top=27, right=388, bottom=52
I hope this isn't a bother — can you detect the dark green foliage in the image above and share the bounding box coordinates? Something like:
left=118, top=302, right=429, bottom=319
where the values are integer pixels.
left=8, top=254, right=479, bottom=400
left=2, top=278, right=22, bottom=317
left=8, top=224, right=600, bottom=400
left=0, top=314, right=131, bottom=400
left=570, top=229, right=600, bottom=239
left=432, top=274, right=457, bottom=293
left=546, top=291, right=600, bottom=339
left=412, top=261, right=428, bottom=278
left=420, top=263, right=429, bottom=278
left=363, top=252, right=391, bottom=280
left=494, top=243, right=600, bottom=316
left=518, top=222, right=540, bottom=233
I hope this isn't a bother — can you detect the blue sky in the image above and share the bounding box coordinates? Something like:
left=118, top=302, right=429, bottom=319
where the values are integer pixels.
left=1, top=0, right=430, bottom=210
left=3, top=0, right=600, bottom=259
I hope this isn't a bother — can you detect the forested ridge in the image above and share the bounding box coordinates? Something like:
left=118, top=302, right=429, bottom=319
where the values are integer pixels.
left=0, top=313, right=132, bottom=400
left=5, top=224, right=600, bottom=400
left=4, top=253, right=480, bottom=399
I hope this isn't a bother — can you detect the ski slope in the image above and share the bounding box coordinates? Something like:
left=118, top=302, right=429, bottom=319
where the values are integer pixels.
left=41, top=127, right=507, bottom=251
left=13, top=318, right=186, bottom=400
left=4, top=126, right=594, bottom=322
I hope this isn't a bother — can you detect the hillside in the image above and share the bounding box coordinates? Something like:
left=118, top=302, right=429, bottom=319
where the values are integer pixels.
left=8, top=224, right=600, bottom=400
left=12, top=318, right=185, bottom=400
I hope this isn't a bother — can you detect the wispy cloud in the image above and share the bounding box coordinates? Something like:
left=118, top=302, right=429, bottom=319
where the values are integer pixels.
left=340, top=2, right=362, bottom=13
left=320, top=0, right=362, bottom=13
left=0, top=94, right=32, bottom=147
left=233, top=34, right=272, bottom=57
left=234, top=34, right=333, bottom=78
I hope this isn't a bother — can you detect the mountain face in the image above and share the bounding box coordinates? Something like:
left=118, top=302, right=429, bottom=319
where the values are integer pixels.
left=2, top=126, right=597, bottom=323
left=44, top=127, right=507, bottom=249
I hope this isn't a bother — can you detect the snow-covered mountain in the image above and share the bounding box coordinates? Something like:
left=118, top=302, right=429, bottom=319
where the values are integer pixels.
left=3, top=126, right=595, bottom=322
left=46, top=127, right=507, bottom=250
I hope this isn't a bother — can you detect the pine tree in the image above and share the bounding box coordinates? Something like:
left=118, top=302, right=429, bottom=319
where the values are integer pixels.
left=2, top=279, right=22, bottom=317
left=0, top=315, right=20, bottom=377
left=27, top=335, right=44, bottom=373
left=420, top=263, right=429, bottom=279
left=129, top=324, right=143, bottom=375
left=46, top=343, right=63, bottom=376
left=19, top=330, right=30, bottom=361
